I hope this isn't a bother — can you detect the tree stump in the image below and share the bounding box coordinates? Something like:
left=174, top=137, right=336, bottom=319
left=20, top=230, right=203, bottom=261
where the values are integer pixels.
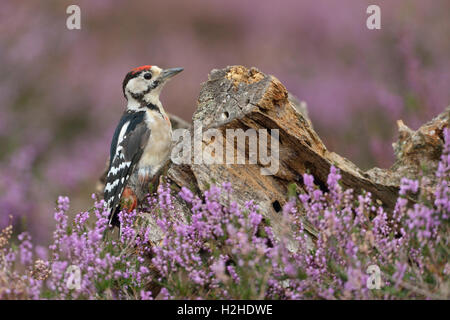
left=163, top=66, right=448, bottom=241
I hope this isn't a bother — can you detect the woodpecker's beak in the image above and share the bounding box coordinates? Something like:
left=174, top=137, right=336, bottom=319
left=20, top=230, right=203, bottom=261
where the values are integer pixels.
left=160, top=67, right=183, bottom=82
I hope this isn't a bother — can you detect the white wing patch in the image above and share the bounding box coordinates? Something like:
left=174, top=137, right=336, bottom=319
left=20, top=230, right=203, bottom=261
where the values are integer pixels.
left=104, top=179, right=119, bottom=193
left=115, top=121, right=130, bottom=154
left=109, top=160, right=131, bottom=176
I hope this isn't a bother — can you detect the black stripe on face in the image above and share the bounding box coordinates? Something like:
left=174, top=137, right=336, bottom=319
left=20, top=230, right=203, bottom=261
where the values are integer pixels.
left=146, top=102, right=158, bottom=111
left=129, top=79, right=160, bottom=101
left=122, top=71, right=141, bottom=98
left=146, top=102, right=163, bottom=117
left=123, top=72, right=160, bottom=102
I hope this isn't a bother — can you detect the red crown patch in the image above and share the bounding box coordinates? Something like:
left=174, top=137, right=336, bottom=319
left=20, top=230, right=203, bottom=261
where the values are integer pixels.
left=131, top=65, right=152, bottom=74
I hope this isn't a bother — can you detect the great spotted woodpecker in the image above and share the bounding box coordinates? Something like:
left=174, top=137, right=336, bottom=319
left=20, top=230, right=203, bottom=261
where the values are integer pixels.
left=104, top=65, right=183, bottom=227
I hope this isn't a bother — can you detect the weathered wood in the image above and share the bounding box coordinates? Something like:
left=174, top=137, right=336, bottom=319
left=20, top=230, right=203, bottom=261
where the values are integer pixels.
left=367, top=110, right=449, bottom=188
left=164, top=66, right=448, bottom=243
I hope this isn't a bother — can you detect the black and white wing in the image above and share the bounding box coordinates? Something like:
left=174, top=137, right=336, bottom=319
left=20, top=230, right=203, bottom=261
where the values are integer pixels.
left=104, top=110, right=150, bottom=224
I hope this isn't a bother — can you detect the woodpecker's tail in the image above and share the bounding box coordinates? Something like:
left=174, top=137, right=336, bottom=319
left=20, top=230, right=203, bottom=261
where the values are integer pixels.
left=108, top=207, right=121, bottom=228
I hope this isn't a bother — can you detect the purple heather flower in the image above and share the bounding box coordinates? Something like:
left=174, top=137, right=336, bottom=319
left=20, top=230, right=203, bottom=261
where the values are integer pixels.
left=179, top=186, right=194, bottom=203
left=140, top=290, right=153, bottom=300
left=399, top=178, right=419, bottom=196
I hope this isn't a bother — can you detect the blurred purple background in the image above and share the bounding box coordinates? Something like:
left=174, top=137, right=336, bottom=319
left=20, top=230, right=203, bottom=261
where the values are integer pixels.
left=1, top=0, right=449, bottom=243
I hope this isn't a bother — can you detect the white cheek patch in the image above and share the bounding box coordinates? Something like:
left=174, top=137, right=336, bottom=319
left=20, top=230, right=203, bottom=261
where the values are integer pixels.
left=127, top=77, right=148, bottom=94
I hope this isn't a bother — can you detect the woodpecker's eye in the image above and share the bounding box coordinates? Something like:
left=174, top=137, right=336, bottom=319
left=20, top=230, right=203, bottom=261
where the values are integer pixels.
left=144, top=73, right=152, bottom=80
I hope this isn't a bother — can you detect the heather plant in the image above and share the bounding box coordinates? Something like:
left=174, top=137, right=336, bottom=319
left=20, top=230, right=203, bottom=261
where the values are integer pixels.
left=146, top=168, right=449, bottom=299
left=283, top=130, right=449, bottom=299
left=150, top=183, right=272, bottom=299
left=0, top=129, right=448, bottom=299
left=145, top=129, right=449, bottom=299
left=0, top=196, right=155, bottom=299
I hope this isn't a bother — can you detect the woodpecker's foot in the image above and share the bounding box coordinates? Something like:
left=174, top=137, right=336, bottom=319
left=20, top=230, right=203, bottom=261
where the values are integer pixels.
left=121, top=186, right=138, bottom=212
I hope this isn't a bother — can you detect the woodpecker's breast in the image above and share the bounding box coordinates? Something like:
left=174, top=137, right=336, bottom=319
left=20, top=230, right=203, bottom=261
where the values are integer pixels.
left=138, top=110, right=172, bottom=175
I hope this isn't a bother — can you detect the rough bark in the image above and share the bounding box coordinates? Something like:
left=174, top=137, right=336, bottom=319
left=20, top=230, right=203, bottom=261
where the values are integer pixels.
left=162, top=66, right=448, bottom=243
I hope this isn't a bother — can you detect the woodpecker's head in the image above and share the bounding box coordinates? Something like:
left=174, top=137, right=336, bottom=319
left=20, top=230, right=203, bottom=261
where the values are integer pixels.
left=122, top=65, right=183, bottom=108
